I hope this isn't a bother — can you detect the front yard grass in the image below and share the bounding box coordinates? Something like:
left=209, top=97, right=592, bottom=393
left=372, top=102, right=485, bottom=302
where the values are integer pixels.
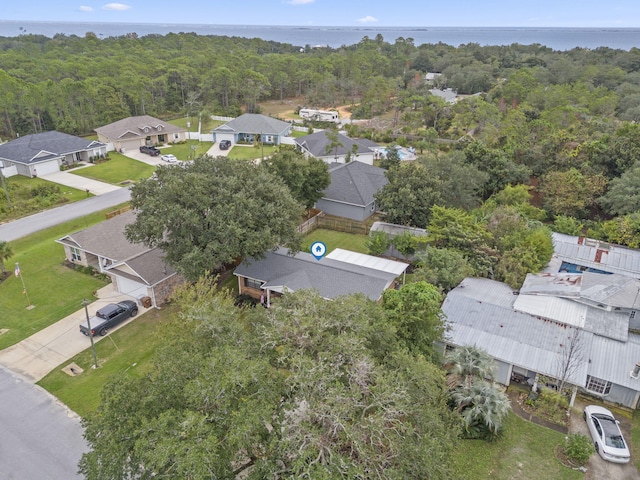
left=71, top=152, right=155, bottom=185
left=0, top=204, right=129, bottom=350
left=633, top=409, right=640, bottom=471
left=161, top=140, right=213, bottom=160
left=227, top=144, right=278, bottom=160
left=302, top=228, right=369, bottom=254
left=168, top=116, right=222, bottom=132
left=0, top=176, right=89, bottom=222
left=450, top=413, right=583, bottom=480
left=38, top=306, right=174, bottom=417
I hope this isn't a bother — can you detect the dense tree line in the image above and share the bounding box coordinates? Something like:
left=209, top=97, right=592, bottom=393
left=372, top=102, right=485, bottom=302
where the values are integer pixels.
left=3, top=32, right=640, bottom=243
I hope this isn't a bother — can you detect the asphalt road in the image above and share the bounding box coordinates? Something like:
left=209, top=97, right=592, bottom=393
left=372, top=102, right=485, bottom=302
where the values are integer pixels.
left=0, top=367, right=87, bottom=479
left=0, top=187, right=131, bottom=242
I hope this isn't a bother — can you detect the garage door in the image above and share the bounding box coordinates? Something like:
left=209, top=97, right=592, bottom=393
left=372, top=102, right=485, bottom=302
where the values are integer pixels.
left=33, top=160, right=61, bottom=176
left=115, top=276, right=148, bottom=300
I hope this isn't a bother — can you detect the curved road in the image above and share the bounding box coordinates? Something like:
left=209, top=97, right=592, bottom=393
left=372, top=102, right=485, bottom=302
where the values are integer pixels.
left=0, top=187, right=131, bottom=242
left=0, top=367, right=87, bottom=479
left=0, top=185, right=131, bottom=478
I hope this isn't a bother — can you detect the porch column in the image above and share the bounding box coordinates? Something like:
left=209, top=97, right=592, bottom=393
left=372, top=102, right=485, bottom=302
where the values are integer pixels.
left=569, top=385, right=578, bottom=407
left=266, top=289, right=270, bottom=308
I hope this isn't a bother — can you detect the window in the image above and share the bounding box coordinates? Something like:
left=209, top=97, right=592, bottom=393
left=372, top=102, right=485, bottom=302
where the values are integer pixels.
left=174, top=133, right=180, bottom=139
left=265, top=135, right=274, bottom=144
left=244, top=278, right=263, bottom=289
left=586, top=375, right=612, bottom=395
left=70, top=247, right=81, bottom=262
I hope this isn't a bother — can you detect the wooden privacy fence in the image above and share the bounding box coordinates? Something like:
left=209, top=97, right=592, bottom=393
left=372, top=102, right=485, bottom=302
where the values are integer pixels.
left=316, top=215, right=371, bottom=235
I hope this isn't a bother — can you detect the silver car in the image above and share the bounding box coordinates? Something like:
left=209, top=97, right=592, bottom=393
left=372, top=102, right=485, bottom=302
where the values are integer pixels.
left=583, top=405, right=630, bottom=464
left=161, top=154, right=178, bottom=163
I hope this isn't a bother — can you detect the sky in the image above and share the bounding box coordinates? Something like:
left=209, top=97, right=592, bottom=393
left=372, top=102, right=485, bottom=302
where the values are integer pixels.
left=3, top=0, right=640, bottom=28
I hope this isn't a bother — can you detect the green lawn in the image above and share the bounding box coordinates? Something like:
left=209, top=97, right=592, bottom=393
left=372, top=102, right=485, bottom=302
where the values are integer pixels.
left=71, top=152, right=155, bottom=185
left=160, top=140, right=213, bottom=160
left=0, top=204, right=129, bottom=349
left=38, top=306, right=173, bottom=416
left=302, top=228, right=369, bottom=254
left=0, top=175, right=90, bottom=222
left=290, top=129, right=309, bottom=138
left=227, top=144, right=278, bottom=161
left=633, top=410, right=640, bottom=471
left=168, top=116, right=223, bottom=132
left=450, top=413, right=583, bottom=480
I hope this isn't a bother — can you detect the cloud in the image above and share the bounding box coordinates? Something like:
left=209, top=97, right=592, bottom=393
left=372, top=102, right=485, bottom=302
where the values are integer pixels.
left=286, top=0, right=315, bottom=5
left=357, top=15, right=378, bottom=24
left=102, top=3, right=132, bottom=11
left=79, top=5, right=94, bottom=12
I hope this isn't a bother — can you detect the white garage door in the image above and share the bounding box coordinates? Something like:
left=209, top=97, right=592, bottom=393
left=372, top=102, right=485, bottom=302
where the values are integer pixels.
left=33, top=160, right=60, bottom=176
left=115, top=276, right=148, bottom=300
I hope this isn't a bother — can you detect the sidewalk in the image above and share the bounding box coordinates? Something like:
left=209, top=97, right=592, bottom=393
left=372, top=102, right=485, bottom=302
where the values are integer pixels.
left=507, top=387, right=568, bottom=434
left=0, top=284, right=151, bottom=382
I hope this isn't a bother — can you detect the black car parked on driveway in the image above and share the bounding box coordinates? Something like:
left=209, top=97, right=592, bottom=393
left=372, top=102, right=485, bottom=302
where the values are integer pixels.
left=140, top=145, right=161, bottom=156
left=80, top=300, right=138, bottom=337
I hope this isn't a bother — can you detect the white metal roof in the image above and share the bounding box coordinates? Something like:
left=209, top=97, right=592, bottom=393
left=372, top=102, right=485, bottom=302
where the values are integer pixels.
left=513, top=294, right=587, bottom=329
left=325, top=248, right=409, bottom=276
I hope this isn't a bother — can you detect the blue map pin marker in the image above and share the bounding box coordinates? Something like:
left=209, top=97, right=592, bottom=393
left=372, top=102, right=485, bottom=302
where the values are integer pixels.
left=310, top=241, right=326, bottom=261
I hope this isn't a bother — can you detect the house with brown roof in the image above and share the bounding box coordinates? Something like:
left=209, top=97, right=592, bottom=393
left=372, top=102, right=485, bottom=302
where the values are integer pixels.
left=95, top=115, right=186, bottom=153
left=56, top=210, right=182, bottom=307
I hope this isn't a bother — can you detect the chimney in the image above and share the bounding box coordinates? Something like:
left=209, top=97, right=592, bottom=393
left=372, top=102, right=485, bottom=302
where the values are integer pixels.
left=631, top=362, right=640, bottom=379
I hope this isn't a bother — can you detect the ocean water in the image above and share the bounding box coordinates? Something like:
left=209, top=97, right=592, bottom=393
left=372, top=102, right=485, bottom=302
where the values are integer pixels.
left=0, top=21, right=638, bottom=51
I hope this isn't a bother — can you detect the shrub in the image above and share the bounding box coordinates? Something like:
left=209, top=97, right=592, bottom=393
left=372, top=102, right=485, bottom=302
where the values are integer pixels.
left=564, top=433, right=594, bottom=465
left=366, top=231, right=390, bottom=256
left=30, top=183, right=61, bottom=198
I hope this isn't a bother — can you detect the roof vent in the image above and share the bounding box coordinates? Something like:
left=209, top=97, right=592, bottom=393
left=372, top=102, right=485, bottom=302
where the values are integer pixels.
left=631, top=362, right=640, bottom=379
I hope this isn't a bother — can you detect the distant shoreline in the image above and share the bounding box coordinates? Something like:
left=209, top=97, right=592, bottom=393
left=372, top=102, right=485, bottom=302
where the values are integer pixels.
left=1, top=21, right=638, bottom=50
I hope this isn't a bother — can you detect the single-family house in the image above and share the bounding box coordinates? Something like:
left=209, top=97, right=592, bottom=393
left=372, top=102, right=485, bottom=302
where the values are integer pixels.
left=441, top=272, right=640, bottom=409
left=212, top=114, right=291, bottom=148
left=295, top=130, right=378, bottom=165
left=315, top=161, right=388, bottom=221
left=56, top=210, right=182, bottom=307
left=234, top=247, right=408, bottom=306
left=0, top=131, right=106, bottom=178
left=429, top=88, right=458, bottom=104
left=95, top=115, right=186, bottom=153
left=550, top=232, right=640, bottom=277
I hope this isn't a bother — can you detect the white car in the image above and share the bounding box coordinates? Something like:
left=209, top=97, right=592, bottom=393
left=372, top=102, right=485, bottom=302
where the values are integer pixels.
left=583, top=405, right=630, bottom=464
left=161, top=154, right=178, bottom=163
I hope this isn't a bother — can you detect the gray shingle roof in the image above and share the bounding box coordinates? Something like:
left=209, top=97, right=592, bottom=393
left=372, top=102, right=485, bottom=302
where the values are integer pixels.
left=56, top=210, right=148, bottom=262
left=321, top=161, right=388, bottom=207
left=0, top=131, right=105, bottom=165
left=213, top=114, right=291, bottom=136
left=234, top=247, right=404, bottom=300
left=95, top=115, right=184, bottom=141
left=295, top=131, right=377, bottom=158
left=107, top=247, right=177, bottom=286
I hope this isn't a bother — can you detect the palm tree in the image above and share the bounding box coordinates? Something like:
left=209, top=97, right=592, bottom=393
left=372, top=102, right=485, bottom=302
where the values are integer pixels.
left=445, top=345, right=496, bottom=389
left=0, top=241, right=13, bottom=274
left=452, top=379, right=511, bottom=436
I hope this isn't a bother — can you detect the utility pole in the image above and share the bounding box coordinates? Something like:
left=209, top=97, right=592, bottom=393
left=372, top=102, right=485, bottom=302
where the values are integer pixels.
left=83, top=299, right=98, bottom=369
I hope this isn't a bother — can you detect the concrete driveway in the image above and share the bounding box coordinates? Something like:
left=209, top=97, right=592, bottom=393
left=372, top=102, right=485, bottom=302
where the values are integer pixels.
left=569, top=397, right=639, bottom=479
left=206, top=142, right=230, bottom=157
left=41, top=167, right=121, bottom=195
left=0, top=284, right=151, bottom=382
